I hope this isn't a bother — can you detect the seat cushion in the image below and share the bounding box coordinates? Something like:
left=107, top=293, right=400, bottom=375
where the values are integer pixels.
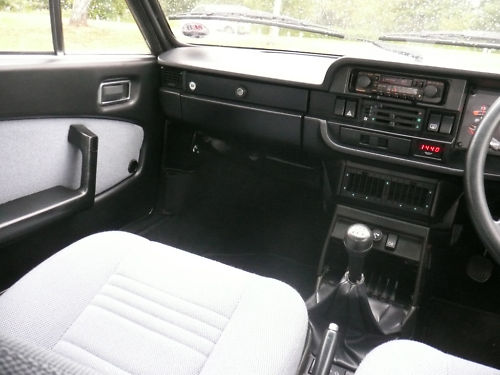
left=0, top=231, right=308, bottom=375
left=355, top=340, right=500, bottom=375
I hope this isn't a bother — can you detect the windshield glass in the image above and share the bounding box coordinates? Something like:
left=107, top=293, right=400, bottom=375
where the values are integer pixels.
left=159, top=0, right=500, bottom=72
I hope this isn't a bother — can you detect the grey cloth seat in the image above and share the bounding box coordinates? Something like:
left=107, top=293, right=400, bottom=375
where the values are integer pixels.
left=0, top=231, right=309, bottom=375
left=355, top=339, right=500, bottom=375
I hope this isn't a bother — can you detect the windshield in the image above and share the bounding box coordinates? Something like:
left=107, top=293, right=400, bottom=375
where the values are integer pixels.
left=159, top=0, right=500, bottom=72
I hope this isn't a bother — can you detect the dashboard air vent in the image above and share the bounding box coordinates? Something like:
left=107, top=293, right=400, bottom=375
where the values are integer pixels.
left=344, top=170, right=385, bottom=199
left=161, top=68, right=183, bottom=89
left=341, top=167, right=435, bottom=214
left=362, top=101, right=425, bottom=131
left=387, top=181, right=431, bottom=209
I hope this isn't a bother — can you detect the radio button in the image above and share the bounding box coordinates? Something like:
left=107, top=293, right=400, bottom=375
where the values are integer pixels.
left=427, top=114, right=441, bottom=132
left=357, top=74, right=372, bottom=89
left=424, top=85, right=439, bottom=98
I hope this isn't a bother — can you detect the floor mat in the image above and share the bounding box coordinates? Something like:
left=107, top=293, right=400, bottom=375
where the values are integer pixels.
left=129, top=152, right=330, bottom=300
left=419, top=298, right=500, bottom=368
left=204, top=252, right=317, bottom=298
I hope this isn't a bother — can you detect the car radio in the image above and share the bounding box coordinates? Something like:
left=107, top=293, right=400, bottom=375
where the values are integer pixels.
left=352, top=71, right=446, bottom=104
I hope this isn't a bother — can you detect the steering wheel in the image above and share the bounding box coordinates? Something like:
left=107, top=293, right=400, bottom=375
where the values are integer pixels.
left=465, top=96, right=500, bottom=264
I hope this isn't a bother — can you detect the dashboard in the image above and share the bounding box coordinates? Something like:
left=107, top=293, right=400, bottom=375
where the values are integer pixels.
left=157, top=46, right=500, bottom=220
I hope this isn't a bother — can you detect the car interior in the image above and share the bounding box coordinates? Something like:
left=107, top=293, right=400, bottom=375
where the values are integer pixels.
left=0, top=0, right=499, bottom=374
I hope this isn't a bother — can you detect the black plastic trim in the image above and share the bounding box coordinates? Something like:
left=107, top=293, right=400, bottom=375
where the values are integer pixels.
left=0, top=125, right=98, bottom=244
left=49, top=0, right=64, bottom=54
left=316, top=204, right=430, bottom=306
left=181, top=95, right=302, bottom=147
left=126, top=0, right=170, bottom=54
left=312, top=116, right=463, bottom=175
left=183, top=71, right=309, bottom=112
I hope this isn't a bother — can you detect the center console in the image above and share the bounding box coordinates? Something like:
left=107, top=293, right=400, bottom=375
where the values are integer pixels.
left=306, top=64, right=500, bottom=176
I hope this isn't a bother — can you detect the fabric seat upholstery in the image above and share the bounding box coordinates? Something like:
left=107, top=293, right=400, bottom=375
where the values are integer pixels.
left=355, top=340, right=500, bottom=375
left=0, top=231, right=308, bottom=375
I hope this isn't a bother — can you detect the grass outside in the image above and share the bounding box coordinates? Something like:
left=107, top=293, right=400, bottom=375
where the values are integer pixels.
left=0, top=11, right=149, bottom=53
left=0, top=11, right=53, bottom=52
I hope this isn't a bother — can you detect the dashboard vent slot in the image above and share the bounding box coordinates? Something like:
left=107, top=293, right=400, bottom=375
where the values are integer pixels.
left=161, top=68, right=183, bottom=89
left=342, top=167, right=435, bottom=214
left=344, top=170, right=385, bottom=199
left=387, top=181, right=432, bottom=209
left=362, top=101, right=424, bottom=131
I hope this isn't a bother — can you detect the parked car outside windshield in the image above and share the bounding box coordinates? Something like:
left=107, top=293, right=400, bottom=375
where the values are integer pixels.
left=188, top=4, right=252, bottom=34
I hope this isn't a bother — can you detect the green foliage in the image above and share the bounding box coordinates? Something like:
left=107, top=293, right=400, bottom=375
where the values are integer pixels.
left=0, top=0, right=48, bottom=11
left=159, top=0, right=198, bottom=14
left=471, top=0, right=500, bottom=31
left=312, top=0, right=390, bottom=38
left=64, top=0, right=133, bottom=21
left=386, top=0, right=471, bottom=32
left=88, top=0, right=128, bottom=21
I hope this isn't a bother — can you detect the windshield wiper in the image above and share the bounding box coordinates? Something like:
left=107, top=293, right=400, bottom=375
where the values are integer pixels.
left=379, top=31, right=500, bottom=50
left=356, top=38, right=422, bottom=61
left=169, top=11, right=344, bottom=39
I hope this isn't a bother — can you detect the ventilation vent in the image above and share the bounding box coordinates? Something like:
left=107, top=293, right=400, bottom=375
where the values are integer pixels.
left=362, top=101, right=425, bottom=131
left=387, top=181, right=431, bottom=208
left=161, top=68, right=183, bottom=89
left=344, top=171, right=385, bottom=199
left=341, top=167, right=435, bottom=214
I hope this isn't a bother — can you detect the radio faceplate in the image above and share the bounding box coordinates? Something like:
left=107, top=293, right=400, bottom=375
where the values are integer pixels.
left=352, top=71, right=446, bottom=104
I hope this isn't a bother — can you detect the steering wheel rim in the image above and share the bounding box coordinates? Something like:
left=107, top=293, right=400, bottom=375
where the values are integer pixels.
left=465, top=96, right=500, bottom=264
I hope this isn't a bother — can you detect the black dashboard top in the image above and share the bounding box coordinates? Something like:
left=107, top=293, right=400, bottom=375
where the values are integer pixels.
left=158, top=46, right=337, bottom=87
left=158, top=46, right=500, bottom=88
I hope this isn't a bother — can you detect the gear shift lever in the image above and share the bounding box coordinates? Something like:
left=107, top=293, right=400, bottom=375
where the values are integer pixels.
left=344, top=224, right=373, bottom=283
left=306, top=223, right=408, bottom=370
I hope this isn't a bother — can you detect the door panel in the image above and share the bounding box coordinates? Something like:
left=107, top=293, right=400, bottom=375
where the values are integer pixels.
left=0, top=118, right=143, bottom=205
left=0, top=56, right=164, bottom=288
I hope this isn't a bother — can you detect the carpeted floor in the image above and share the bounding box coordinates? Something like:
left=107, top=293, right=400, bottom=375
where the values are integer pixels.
left=419, top=298, right=500, bottom=368
left=128, top=151, right=330, bottom=299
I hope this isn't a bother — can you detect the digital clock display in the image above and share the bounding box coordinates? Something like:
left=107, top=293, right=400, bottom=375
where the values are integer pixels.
left=420, top=144, right=441, bottom=153
left=415, top=142, right=444, bottom=159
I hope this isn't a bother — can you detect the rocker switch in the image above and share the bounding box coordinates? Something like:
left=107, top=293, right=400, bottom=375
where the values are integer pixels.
left=345, top=100, right=357, bottom=118
left=427, top=114, right=441, bottom=132
left=385, top=233, right=398, bottom=250
left=334, top=98, right=346, bottom=116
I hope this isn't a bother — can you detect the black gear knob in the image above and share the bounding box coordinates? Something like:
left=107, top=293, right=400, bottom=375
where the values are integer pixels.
left=344, top=223, right=373, bottom=282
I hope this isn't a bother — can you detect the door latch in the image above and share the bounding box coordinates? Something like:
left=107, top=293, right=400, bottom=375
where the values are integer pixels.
left=98, top=80, right=131, bottom=105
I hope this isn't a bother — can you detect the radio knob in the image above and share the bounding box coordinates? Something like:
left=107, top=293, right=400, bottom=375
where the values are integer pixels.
left=423, top=85, right=438, bottom=98
left=357, top=75, right=372, bottom=88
